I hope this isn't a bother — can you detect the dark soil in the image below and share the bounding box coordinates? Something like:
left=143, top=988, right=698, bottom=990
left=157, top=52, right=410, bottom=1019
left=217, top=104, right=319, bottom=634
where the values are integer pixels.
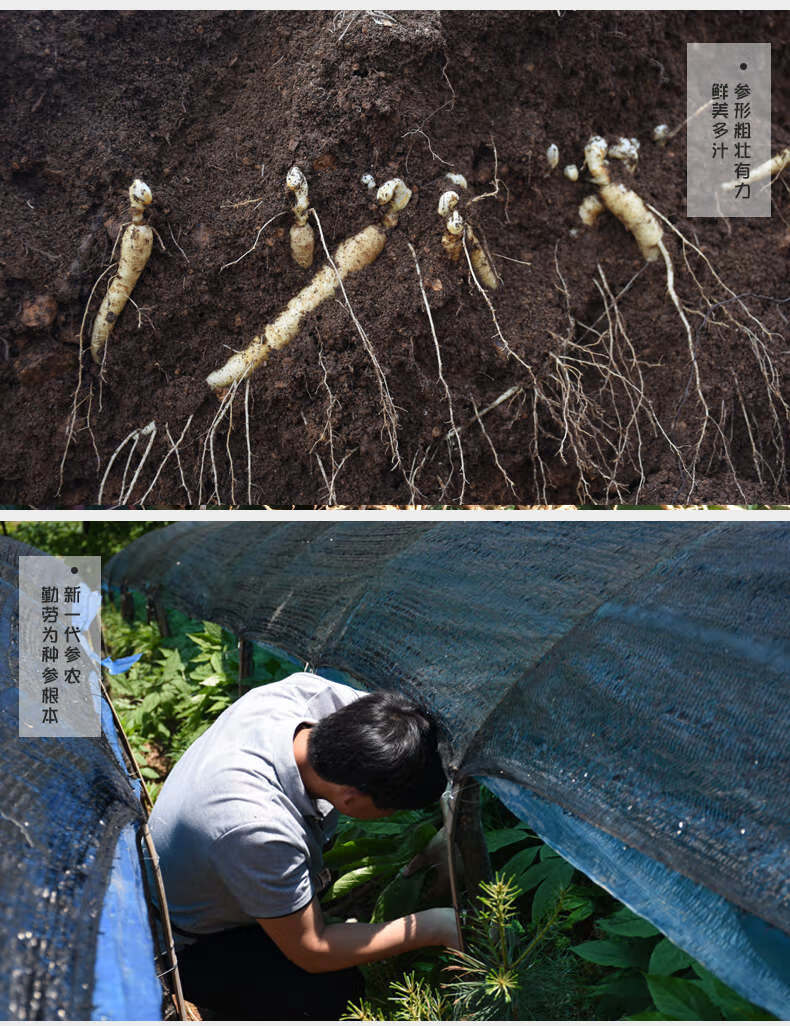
left=1, top=10, right=788, bottom=508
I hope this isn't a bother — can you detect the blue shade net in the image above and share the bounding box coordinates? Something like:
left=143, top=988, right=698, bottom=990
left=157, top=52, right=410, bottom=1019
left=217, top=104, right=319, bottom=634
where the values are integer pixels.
left=105, top=520, right=790, bottom=1017
left=0, top=538, right=162, bottom=1021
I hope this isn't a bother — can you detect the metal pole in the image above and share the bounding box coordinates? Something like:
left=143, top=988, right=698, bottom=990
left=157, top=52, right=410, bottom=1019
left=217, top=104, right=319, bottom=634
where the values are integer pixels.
left=238, top=637, right=253, bottom=697
left=153, top=594, right=170, bottom=638
left=120, top=580, right=135, bottom=622
left=456, top=778, right=493, bottom=900
left=444, top=777, right=465, bottom=952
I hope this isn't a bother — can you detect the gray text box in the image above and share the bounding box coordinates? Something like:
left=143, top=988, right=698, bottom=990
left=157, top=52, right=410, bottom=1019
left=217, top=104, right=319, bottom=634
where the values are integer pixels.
left=19, top=556, right=102, bottom=738
left=687, top=43, right=770, bottom=217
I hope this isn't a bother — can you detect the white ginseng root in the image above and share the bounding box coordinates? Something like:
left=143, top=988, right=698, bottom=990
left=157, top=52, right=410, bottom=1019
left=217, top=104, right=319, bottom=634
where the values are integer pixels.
left=607, top=136, right=640, bottom=172
left=286, top=166, right=315, bottom=269
left=584, top=136, right=662, bottom=262
left=439, top=191, right=463, bottom=261
left=437, top=189, right=497, bottom=289
left=721, top=146, right=790, bottom=191
left=578, top=193, right=605, bottom=227
left=376, top=178, right=413, bottom=228
left=206, top=224, right=386, bottom=390
left=91, top=180, right=154, bottom=363
left=445, top=172, right=468, bottom=190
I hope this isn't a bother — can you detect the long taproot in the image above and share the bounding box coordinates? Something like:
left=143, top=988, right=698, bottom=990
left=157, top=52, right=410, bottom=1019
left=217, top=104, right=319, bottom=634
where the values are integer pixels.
left=206, top=224, right=386, bottom=391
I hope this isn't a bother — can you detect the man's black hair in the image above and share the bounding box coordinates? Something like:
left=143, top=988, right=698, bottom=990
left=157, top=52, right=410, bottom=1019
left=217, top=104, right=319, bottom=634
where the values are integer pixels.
left=307, top=691, right=447, bottom=810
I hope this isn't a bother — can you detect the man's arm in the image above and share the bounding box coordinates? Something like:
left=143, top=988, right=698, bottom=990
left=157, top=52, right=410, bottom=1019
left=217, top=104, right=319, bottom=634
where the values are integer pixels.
left=258, top=897, right=459, bottom=974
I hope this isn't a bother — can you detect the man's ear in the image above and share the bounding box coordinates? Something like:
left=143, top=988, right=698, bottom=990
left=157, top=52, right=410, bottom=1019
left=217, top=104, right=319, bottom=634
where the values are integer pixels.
left=336, top=785, right=363, bottom=814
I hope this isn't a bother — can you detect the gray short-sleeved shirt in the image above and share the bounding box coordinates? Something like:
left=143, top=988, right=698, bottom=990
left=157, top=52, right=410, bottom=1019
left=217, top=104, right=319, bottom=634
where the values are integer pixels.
left=148, top=673, right=365, bottom=936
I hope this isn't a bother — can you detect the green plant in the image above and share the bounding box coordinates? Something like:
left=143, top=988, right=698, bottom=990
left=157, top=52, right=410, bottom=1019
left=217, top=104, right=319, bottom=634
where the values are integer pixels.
left=571, top=907, right=775, bottom=1020
left=322, top=808, right=441, bottom=909
left=344, top=971, right=452, bottom=1021
left=107, top=614, right=229, bottom=771
left=102, top=600, right=301, bottom=786
left=338, top=783, right=777, bottom=1021
left=343, top=873, right=574, bottom=1021
left=446, top=874, right=572, bottom=1019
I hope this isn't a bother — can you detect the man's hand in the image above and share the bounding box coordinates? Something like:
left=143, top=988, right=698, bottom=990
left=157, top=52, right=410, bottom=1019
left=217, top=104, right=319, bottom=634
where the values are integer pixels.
left=258, top=898, right=460, bottom=973
left=418, top=906, right=461, bottom=949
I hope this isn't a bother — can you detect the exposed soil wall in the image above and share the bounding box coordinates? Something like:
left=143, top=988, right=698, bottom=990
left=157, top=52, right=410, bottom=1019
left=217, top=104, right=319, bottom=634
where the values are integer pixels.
left=1, top=11, right=788, bottom=507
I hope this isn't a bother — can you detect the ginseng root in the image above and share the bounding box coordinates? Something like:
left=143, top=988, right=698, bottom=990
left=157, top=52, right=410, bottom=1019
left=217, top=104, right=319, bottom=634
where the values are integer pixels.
left=437, top=189, right=497, bottom=289
left=583, top=136, right=662, bottom=262
left=206, top=224, right=386, bottom=391
left=721, top=147, right=790, bottom=191
left=286, top=166, right=315, bottom=269
left=91, top=180, right=154, bottom=363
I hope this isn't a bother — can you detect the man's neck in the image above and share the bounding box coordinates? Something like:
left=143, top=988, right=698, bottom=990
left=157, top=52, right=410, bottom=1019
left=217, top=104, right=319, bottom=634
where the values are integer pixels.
left=293, top=724, right=328, bottom=801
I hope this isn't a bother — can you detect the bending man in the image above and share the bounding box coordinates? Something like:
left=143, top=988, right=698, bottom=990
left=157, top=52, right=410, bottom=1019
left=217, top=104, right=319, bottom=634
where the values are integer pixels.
left=149, top=671, right=458, bottom=1019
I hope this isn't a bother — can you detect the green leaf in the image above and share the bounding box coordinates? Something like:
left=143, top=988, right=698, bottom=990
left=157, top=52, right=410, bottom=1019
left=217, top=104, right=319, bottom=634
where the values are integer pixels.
left=186, top=632, right=211, bottom=650
left=140, top=692, right=160, bottom=713
left=498, top=847, right=544, bottom=889
left=139, top=765, right=160, bottom=780
left=645, top=975, right=722, bottom=1019
left=599, top=906, right=662, bottom=938
left=692, top=963, right=775, bottom=1019
left=371, top=868, right=426, bottom=923
left=532, top=859, right=575, bottom=922
left=203, top=621, right=224, bottom=642
left=400, top=821, right=440, bottom=859
left=559, top=890, right=595, bottom=927
left=648, top=938, right=694, bottom=976
left=590, top=971, right=651, bottom=1018
left=342, top=818, right=420, bottom=838
left=627, top=1010, right=666, bottom=1020
left=324, top=865, right=382, bottom=901
left=590, top=969, right=646, bottom=998
left=156, top=648, right=186, bottom=677
left=485, top=826, right=532, bottom=853
left=516, top=853, right=568, bottom=891
left=323, top=837, right=395, bottom=869
left=571, top=938, right=652, bottom=970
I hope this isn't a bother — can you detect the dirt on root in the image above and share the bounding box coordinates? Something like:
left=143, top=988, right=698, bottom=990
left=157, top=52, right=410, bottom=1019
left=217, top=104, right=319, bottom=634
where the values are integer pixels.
left=1, top=10, right=789, bottom=508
